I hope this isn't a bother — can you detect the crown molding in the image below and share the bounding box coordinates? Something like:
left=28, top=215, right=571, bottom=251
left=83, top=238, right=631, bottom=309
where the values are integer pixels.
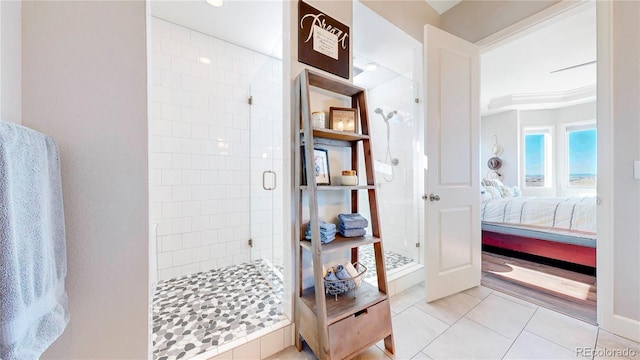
left=486, top=84, right=596, bottom=114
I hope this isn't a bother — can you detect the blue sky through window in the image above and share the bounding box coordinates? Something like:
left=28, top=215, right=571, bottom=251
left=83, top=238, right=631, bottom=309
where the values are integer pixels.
left=568, top=128, right=597, bottom=176
left=525, top=134, right=545, bottom=176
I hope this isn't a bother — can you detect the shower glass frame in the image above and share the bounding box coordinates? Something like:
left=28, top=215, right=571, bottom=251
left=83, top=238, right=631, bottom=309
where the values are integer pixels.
left=354, top=52, right=424, bottom=268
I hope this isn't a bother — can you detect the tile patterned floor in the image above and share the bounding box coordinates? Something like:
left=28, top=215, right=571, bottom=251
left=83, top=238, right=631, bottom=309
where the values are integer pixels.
left=152, top=249, right=415, bottom=360
left=359, top=245, right=415, bottom=279
left=152, top=260, right=286, bottom=360
left=267, top=285, right=640, bottom=360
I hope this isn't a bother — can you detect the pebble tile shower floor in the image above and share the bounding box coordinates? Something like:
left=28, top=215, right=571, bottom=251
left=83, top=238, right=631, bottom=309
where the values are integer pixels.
left=152, top=249, right=414, bottom=360
left=152, top=260, right=286, bottom=360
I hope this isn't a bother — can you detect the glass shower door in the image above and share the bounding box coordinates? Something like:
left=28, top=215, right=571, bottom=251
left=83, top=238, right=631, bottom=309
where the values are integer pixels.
left=351, top=0, right=425, bottom=277
left=249, top=55, right=284, bottom=276
left=362, top=70, right=422, bottom=269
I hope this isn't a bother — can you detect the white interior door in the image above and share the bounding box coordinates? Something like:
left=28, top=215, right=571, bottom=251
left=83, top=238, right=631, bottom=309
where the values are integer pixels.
left=424, top=25, right=481, bottom=302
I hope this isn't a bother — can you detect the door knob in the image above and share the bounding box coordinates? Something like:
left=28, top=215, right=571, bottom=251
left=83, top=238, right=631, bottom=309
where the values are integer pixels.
left=429, top=193, right=440, bottom=202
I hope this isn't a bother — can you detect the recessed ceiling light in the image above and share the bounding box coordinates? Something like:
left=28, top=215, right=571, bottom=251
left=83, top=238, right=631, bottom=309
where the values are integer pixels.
left=365, top=63, right=378, bottom=71
left=199, top=56, right=211, bottom=65
left=206, top=0, right=223, bottom=7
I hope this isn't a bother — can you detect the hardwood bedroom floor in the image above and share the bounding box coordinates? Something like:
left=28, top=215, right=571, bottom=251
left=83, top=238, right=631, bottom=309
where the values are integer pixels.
left=481, top=251, right=597, bottom=324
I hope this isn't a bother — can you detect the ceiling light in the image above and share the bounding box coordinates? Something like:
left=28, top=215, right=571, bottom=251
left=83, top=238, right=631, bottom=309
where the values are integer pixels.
left=206, top=0, right=223, bottom=7
left=199, top=56, right=211, bottom=65
left=365, top=63, right=378, bottom=71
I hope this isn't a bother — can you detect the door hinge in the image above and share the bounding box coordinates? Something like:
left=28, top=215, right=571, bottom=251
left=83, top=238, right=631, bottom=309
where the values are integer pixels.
left=248, top=96, right=253, bottom=105
left=415, top=242, right=420, bottom=248
left=248, top=238, right=253, bottom=247
left=415, top=98, right=420, bottom=104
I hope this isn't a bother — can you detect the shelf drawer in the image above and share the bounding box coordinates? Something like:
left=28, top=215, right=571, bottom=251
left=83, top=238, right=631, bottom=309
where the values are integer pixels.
left=328, top=299, right=391, bottom=359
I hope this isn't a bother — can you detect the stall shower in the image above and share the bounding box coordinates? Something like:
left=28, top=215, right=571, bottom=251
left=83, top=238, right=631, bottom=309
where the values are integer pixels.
left=354, top=52, right=424, bottom=277
left=352, top=0, right=425, bottom=278
left=148, top=17, right=287, bottom=360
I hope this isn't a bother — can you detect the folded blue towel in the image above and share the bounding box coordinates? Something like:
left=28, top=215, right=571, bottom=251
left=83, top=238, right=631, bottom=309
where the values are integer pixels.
left=334, top=264, right=355, bottom=288
left=305, top=229, right=336, bottom=244
left=305, top=220, right=336, bottom=235
left=304, top=228, right=337, bottom=237
left=310, top=219, right=336, bottom=231
left=324, top=269, right=346, bottom=293
left=305, top=232, right=336, bottom=244
left=334, top=264, right=350, bottom=280
left=338, top=226, right=366, bottom=238
left=325, top=269, right=339, bottom=281
left=338, top=213, right=368, bottom=229
left=305, top=220, right=337, bottom=244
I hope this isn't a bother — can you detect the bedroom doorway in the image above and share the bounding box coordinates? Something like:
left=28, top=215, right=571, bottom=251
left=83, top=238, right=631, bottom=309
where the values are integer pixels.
left=478, top=2, right=597, bottom=324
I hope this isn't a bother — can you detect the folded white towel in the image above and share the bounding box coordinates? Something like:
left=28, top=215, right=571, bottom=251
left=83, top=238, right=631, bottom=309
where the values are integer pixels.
left=0, top=121, right=69, bottom=360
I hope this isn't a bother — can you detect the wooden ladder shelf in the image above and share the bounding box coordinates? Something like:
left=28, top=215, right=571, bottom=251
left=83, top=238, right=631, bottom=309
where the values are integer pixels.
left=293, top=69, right=395, bottom=360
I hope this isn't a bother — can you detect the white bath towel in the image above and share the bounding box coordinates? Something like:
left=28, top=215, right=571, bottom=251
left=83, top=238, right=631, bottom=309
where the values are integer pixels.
left=0, top=121, right=69, bottom=360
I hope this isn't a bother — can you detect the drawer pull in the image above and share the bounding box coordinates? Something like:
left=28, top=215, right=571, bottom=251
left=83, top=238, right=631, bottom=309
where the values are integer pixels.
left=354, top=308, right=368, bottom=317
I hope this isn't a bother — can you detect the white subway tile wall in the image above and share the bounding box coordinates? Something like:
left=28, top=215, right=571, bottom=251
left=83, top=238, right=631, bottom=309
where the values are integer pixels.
left=150, top=18, right=283, bottom=280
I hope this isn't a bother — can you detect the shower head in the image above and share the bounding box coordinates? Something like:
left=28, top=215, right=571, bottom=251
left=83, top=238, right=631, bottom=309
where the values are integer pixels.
left=374, top=108, right=397, bottom=122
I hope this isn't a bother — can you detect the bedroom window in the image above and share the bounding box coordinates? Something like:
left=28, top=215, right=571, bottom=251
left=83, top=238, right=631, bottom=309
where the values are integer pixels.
left=524, top=128, right=552, bottom=187
left=566, top=125, right=597, bottom=187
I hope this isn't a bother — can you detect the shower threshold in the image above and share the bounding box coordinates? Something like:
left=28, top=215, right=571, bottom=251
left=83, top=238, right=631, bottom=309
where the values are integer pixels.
left=358, top=245, right=416, bottom=280
left=359, top=245, right=424, bottom=295
left=152, top=260, right=287, bottom=360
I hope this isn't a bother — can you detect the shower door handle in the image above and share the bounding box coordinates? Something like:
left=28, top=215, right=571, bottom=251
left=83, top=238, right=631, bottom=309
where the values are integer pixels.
left=262, top=170, right=276, bottom=190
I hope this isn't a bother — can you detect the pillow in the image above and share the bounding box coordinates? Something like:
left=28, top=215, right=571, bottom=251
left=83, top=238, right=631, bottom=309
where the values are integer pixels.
left=482, top=178, right=505, bottom=188
left=501, top=186, right=514, bottom=198
left=480, top=186, right=492, bottom=201
left=482, top=178, right=507, bottom=198
left=512, top=186, right=522, bottom=197
left=484, top=185, right=503, bottom=199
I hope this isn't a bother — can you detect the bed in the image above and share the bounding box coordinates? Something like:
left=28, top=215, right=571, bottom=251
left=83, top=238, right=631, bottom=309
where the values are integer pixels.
left=481, top=196, right=597, bottom=268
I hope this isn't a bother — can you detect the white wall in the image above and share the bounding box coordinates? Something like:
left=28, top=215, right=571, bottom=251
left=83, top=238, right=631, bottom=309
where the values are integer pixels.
left=480, top=110, right=519, bottom=186
left=21, top=1, right=149, bottom=358
left=1, top=0, right=21, bottom=124
left=360, top=0, right=440, bottom=43
left=598, top=0, right=640, bottom=338
left=149, top=18, right=284, bottom=281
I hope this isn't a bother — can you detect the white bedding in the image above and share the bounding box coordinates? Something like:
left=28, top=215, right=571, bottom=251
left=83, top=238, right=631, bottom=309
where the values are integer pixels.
left=481, top=196, right=597, bottom=234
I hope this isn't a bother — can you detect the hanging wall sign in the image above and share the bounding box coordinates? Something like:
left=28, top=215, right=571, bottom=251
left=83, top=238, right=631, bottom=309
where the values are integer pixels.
left=298, top=1, right=350, bottom=79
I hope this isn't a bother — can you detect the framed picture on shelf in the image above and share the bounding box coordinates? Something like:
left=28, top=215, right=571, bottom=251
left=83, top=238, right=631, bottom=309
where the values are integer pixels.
left=301, top=147, right=332, bottom=186
left=313, top=148, right=331, bottom=185
left=313, top=149, right=331, bottom=185
left=329, top=107, right=357, bottom=133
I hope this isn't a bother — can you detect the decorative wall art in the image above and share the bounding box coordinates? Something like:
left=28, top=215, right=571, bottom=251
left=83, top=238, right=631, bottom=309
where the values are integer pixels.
left=298, top=1, right=350, bottom=79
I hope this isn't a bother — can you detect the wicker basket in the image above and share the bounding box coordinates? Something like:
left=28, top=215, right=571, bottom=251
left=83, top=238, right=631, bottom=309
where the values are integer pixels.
left=324, top=262, right=367, bottom=301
